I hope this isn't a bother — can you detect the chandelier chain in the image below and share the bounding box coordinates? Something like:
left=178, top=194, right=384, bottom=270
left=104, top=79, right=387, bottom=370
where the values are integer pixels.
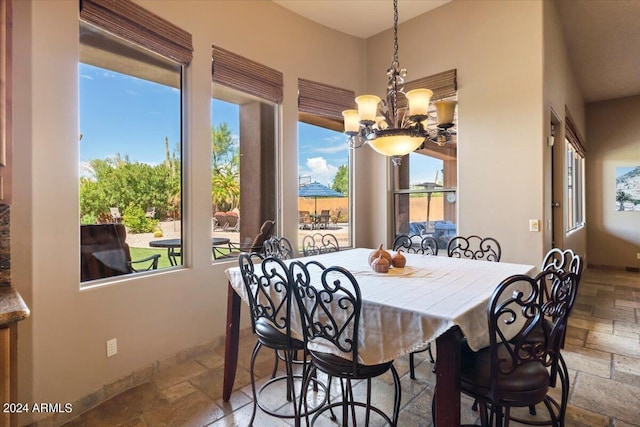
left=393, top=0, right=399, bottom=66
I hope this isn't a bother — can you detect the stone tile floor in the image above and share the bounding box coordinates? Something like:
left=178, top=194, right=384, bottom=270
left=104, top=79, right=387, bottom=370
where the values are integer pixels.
left=61, top=267, right=640, bottom=426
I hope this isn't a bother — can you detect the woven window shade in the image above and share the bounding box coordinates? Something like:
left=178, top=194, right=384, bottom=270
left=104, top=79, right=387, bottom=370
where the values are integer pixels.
left=298, top=79, right=356, bottom=122
left=212, top=46, right=283, bottom=104
left=397, top=69, right=457, bottom=109
left=565, top=107, right=586, bottom=157
left=80, top=0, right=193, bottom=65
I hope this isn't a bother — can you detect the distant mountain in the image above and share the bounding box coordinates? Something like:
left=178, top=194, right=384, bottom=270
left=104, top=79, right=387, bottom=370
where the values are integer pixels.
left=616, top=167, right=640, bottom=211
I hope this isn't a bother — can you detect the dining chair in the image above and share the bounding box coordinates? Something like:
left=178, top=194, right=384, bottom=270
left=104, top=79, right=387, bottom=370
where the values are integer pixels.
left=392, top=234, right=438, bottom=379
left=263, top=235, right=294, bottom=260
left=301, top=233, right=339, bottom=256
left=447, top=234, right=502, bottom=262
left=511, top=248, right=583, bottom=425
left=445, top=270, right=577, bottom=427
left=392, top=234, right=438, bottom=255
left=238, top=252, right=325, bottom=425
left=291, top=260, right=401, bottom=426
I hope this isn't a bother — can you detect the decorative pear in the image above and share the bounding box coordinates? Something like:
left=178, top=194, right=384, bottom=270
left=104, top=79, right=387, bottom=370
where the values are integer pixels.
left=391, top=250, right=406, bottom=268
left=371, top=252, right=390, bottom=273
left=369, top=244, right=392, bottom=266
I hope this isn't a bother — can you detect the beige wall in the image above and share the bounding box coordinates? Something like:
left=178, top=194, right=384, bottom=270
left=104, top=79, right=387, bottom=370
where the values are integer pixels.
left=11, top=0, right=586, bottom=419
left=586, top=95, right=640, bottom=268
left=364, top=0, right=547, bottom=265
left=542, top=0, right=587, bottom=259
left=11, top=0, right=366, bottom=418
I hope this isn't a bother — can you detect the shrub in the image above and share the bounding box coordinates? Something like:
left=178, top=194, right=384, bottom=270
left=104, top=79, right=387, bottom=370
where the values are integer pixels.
left=122, top=205, right=158, bottom=233
left=81, top=213, right=97, bottom=225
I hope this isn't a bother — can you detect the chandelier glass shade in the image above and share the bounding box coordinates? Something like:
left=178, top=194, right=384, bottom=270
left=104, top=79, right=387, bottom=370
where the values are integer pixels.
left=343, top=0, right=457, bottom=164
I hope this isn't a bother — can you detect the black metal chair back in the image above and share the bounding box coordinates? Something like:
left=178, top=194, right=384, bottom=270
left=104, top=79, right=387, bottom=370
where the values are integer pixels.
left=393, top=234, right=438, bottom=255
left=238, top=252, right=295, bottom=345
left=290, top=260, right=361, bottom=375
left=487, top=271, right=571, bottom=400
left=447, top=234, right=501, bottom=261
left=263, top=236, right=294, bottom=260
left=542, top=248, right=583, bottom=279
left=301, top=233, right=340, bottom=256
left=538, top=269, right=580, bottom=348
left=291, top=260, right=401, bottom=426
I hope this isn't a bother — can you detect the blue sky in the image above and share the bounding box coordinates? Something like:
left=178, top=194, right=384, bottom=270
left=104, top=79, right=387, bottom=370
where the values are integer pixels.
left=79, top=63, right=442, bottom=186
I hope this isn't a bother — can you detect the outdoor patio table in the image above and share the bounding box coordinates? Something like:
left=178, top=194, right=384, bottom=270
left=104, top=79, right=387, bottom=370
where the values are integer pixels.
left=222, top=248, right=535, bottom=426
left=149, top=237, right=231, bottom=265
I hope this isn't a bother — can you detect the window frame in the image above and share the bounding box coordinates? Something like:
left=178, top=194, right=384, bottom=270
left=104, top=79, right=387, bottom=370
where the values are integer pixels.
left=565, top=138, right=585, bottom=232
left=79, top=6, right=189, bottom=284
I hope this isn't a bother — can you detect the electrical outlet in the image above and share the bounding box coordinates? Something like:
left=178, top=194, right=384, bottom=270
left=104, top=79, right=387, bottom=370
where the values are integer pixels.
left=528, top=219, right=540, bottom=232
left=106, top=338, right=118, bottom=358
left=637, top=252, right=640, bottom=260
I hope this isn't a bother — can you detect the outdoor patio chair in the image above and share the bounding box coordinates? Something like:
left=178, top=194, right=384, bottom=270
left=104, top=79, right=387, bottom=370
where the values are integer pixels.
left=109, top=207, right=122, bottom=223
left=213, top=220, right=275, bottom=259
left=298, top=211, right=312, bottom=230
left=225, top=211, right=240, bottom=232
left=80, top=223, right=160, bottom=282
left=145, top=206, right=155, bottom=219
left=213, top=211, right=228, bottom=231
left=317, top=209, right=331, bottom=229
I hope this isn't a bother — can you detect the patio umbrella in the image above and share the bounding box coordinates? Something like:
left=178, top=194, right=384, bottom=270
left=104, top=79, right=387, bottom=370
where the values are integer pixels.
left=298, top=182, right=344, bottom=215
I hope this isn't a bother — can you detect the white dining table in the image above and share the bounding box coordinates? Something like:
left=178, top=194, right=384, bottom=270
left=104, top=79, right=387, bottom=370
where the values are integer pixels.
left=222, top=248, right=535, bottom=426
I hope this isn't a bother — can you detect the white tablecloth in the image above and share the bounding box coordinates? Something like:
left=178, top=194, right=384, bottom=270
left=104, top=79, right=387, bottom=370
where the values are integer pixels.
left=225, top=248, right=535, bottom=365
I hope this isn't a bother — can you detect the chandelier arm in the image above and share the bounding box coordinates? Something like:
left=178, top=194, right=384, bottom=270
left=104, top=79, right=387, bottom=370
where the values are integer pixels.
left=343, top=0, right=456, bottom=165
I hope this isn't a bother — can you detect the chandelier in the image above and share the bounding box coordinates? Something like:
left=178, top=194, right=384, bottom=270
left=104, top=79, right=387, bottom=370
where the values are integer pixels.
left=342, top=0, right=457, bottom=166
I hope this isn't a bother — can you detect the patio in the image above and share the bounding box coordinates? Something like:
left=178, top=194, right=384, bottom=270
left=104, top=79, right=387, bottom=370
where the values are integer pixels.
left=125, top=220, right=351, bottom=255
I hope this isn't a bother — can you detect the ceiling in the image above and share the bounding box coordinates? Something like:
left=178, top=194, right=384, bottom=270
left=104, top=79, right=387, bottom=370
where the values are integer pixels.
left=273, top=0, right=640, bottom=104
left=555, top=0, right=640, bottom=103
left=273, top=0, right=451, bottom=39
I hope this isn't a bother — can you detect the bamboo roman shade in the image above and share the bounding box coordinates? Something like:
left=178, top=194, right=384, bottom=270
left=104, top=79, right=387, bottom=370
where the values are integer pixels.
left=79, top=0, right=193, bottom=65
left=397, top=69, right=457, bottom=109
left=565, top=107, right=586, bottom=157
left=298, top=79, right=356, bottom=121
left=212, top=46, right=283, bottom=104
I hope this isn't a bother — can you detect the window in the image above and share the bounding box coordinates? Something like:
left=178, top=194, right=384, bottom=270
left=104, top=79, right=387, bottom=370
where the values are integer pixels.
left=564, top=107, right=586, bottom=232
left=393, top=151, right=457, bottom=250
left=210, top=47, right=281, bottom=260
left=297, top=79, right=354, bottom=250
left=566, top=139, right=584, bottom=231
left=79, top=0, right=191, bottom=283
left=392, top=70, right=458, bottom=250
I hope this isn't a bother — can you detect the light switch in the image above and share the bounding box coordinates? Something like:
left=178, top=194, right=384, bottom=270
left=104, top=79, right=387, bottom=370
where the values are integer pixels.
left=529, top=219, right=540, bottom=232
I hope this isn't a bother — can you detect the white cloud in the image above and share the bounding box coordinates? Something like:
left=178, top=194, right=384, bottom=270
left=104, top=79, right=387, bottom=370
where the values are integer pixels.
left=314, top=142, right=349, bottom=154
left=305, top=157, right=339, bottom=186
left=80, top=74, right=93, bottom=80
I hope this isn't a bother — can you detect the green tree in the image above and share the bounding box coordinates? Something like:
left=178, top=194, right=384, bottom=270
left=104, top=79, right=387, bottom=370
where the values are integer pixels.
left=332, top=164, right=348, bottom=195
left=211, top=122, right=238, bottom=170
left=211, top=122, right=240, bottom=211
left=80, top=156, right=180, bottom=225
left=616, top=190, right=632, bottom=211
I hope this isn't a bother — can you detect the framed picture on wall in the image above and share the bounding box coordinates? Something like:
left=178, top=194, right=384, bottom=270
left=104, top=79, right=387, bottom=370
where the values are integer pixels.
left=615, top=166, right=640, bottom=211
